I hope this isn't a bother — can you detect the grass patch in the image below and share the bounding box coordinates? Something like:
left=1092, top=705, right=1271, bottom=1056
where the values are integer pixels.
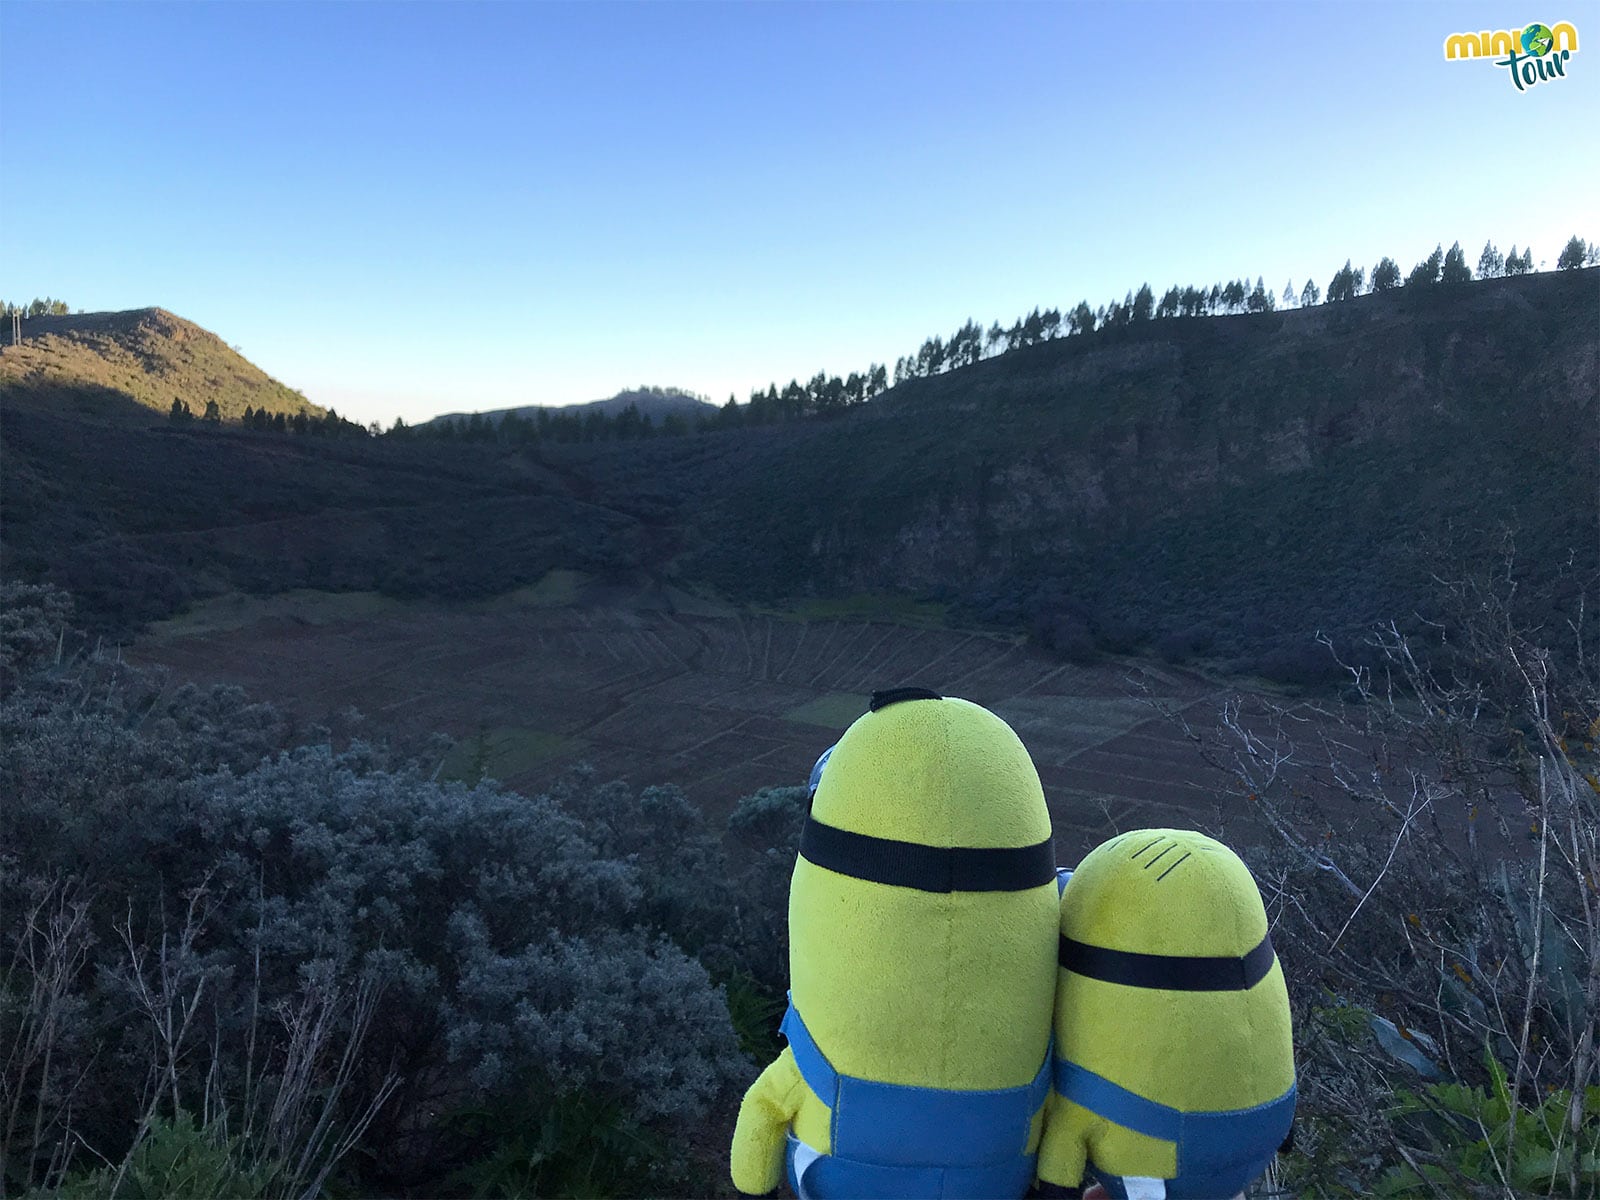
left=664, top=584, right=737, bottom=619
left=440, top=727, right=582, bottom=782
left=757, top=593, right=950, bottom=627
left=993, top=695, right=1160, bottom=741
left=783, top=692, right=871, bottom=730
left=489, top=569, right=589, bottom=610
left=146, top=590, right=405, bottom=637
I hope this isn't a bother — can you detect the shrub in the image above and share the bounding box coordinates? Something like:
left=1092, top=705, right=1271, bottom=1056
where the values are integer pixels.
left=1089, top=606, right=1146, bottom=654
left=726, top=785, right=807, bottom=858
left=1380, top=1053, right=1600, bottom=1196
left=1151, top=557, right=1599, bottom=1197
left=1155, top=623, right=1214, bottom=665
left=47, top=1110, right=279, bottom=1200
left=1033, top=610, right=1098, bottom=664
left=1249, top=636, right=1345, bottom=687
left=0, top=630, right=751, bottom=1197
left=723, top=785, right=808, bottom=998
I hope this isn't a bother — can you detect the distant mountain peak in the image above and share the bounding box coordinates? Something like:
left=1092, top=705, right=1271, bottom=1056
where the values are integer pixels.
left=425, top=387, right=717, bottom=428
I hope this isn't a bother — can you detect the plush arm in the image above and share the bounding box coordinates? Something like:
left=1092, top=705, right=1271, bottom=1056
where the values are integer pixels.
left=1036, top=1093, right=1090, bottom=1194
left=730, top=1049, right=807, bottom=1195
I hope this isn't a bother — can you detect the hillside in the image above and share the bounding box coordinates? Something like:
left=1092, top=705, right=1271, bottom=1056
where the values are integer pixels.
left=562, top=269, right=1600, bottom=675
left=1, top=271, right=1595, bottom=682
left=0, top=307, right=324, bottom=422
left=427, top=386, right=716, bottom=428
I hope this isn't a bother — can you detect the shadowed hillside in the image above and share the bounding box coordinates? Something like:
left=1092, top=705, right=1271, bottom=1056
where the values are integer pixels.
left=0, top=307, right=323, bottom=421
left=565, top=269, right=1599, bottom=677
left=2, top=271, right=1595, bottom=682
left=0, top=391, right=646, bottom=627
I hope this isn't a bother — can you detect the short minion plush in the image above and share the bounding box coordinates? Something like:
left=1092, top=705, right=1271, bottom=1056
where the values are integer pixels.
left=1037, top=829, right=1295, bottom=1200
left=729, top=687, right=1060, bottom=1199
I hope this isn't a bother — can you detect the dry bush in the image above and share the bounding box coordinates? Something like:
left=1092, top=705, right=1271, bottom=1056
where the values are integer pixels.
left=1145, top=551, right=1599, bottom=1197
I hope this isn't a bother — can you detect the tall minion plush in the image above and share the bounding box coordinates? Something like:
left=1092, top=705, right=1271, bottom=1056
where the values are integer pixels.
left=729, top=687, right=1060, bottom=1199
left=1037, top=829, right=1295, bottom=1200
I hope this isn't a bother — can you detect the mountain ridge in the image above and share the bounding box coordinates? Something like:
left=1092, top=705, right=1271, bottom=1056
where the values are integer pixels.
left=1, top=270, right=1594, bottom=684
left=0, top=306, right=325, bottom=422
left=424, top=387, right=717, bottom=428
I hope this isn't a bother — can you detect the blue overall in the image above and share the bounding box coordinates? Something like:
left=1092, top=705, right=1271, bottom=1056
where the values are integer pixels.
left=781, top=999, right=1052, bottom=1199
left=1052, top=1058, right=1296, bottom=1200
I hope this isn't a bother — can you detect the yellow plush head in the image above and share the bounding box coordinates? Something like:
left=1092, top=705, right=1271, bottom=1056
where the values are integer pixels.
left=730, top=688, right=1061, bottom=1196
left=1039, top=828, right=1296, bottom=1195
left=790, top=690, right=1059, bottom=1092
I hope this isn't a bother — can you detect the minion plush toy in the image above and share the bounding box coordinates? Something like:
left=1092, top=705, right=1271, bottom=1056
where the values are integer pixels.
left=729, top=687, right=1060, bottom=1199
left=1037, top=829, right=1295, bottom=1200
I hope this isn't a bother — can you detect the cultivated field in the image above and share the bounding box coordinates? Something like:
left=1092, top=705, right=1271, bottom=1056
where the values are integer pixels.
left=129, top=577, right=1337, bottom=855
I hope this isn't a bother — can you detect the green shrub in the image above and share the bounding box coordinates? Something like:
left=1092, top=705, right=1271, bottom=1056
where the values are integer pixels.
left=45, top=1111, right=277, bottom=1200
left=442, top=1090, right=679, bottom=1200
left=1379, top=1054, right=1600, bottom=1197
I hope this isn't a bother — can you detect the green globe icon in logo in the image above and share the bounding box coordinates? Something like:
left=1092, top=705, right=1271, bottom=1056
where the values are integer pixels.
left=1521, top=23, right=1554, bottom=55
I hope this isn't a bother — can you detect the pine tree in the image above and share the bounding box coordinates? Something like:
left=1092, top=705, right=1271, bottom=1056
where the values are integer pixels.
left=1440, top=241, right=1472, bottom=285
left=1405, top=245, right=1444, bottom=288
left=1477, top=240, right=1504, bottom=279
left=1132, top=283, right=1154, bottom=321
left=1556, top=236, right=1589, bottom=270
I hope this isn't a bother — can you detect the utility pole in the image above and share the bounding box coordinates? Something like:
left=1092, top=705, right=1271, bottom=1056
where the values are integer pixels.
left=10, top=311, right=19, bottom=346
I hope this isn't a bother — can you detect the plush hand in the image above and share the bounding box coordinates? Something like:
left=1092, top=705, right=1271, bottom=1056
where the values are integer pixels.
left=729, top=1050, right=806, bottom=1195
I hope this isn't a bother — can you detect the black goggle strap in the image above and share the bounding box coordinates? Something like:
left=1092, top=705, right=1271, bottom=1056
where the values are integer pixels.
left=1059, top=930, right=1277, bottom=991
left=799, top=816, right=1055, bottom=893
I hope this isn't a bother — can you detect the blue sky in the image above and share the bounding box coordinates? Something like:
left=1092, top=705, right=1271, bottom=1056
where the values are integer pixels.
left=2, top=2, right=1594, bottom=427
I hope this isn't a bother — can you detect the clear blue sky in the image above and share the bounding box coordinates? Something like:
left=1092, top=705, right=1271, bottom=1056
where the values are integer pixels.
left=2, top=2, right=1594, bottom=427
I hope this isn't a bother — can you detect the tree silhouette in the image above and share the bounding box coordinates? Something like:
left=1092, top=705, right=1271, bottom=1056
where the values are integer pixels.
left=1405, top=245, right=1444, bottom=288
left=1477, top=241, right=1504, bottom=279
left=1326, top=260, right=1364, bottom=302
left=1300, top=279, right=1320, bottom=307
left=1371, top=257, right=1401, bottom=292
left=1556, top=236, right=1588, bottom=270
left=1132, top=284, right=1154, bottom=322
left=1440, top=241, right=1472, bottom=285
